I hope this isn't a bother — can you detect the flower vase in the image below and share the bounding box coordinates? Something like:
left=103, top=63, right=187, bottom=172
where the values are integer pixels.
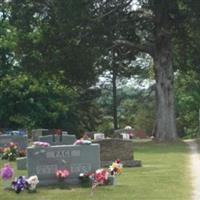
left=57, top=178, right=65, bottom=189
left=80, top=177, right=91, bottom=187
left=107, top=176, right=116, bottom=185
left=3, top=179, right=12, bottom=190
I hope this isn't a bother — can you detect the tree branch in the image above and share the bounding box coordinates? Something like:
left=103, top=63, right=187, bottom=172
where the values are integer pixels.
left=128, top=8, right=155, bottom=23
left=92, top=0, right=132, bottom=21
left=114, top=39, right=154, bottom=56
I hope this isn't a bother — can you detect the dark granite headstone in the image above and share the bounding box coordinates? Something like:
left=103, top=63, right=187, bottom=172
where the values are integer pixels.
left=93, top=139, right=141, bottom=167
left=27, top=144, right=100, bottom=186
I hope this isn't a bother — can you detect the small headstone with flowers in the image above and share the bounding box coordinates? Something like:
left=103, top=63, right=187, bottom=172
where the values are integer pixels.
left=0, top=135, right=27, bottom=149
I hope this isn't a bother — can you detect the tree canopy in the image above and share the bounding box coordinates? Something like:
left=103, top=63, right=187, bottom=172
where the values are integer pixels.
left=0, top=0, right=200, bottom=139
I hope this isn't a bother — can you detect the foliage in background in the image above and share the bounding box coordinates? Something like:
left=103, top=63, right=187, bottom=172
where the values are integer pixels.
left=9, top=0, right=100, bottom=87
left=175, top=70, right=200, bottom=138
left=96, top=83, right=155, bottom=135
left=0, top=72, right=101, bottom=136
left=0, top=0, right=200, bottom=139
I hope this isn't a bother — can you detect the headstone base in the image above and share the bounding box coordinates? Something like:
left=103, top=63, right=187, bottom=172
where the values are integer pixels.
left=101, top=160, right=141, bottom=167
left=38, top=178, right=81, bottom=186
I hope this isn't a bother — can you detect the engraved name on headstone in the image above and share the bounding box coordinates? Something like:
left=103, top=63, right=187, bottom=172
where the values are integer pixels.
left=27, top=144, right=100, bottom=186
left=46, top=149, right=80, bottom=158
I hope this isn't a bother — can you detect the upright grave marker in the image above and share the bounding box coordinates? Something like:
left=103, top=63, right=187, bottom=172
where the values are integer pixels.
left=0, top=135, right=27, bottom=149
left=94, top=133, right=105, bottom=140
left=39, top=134, right=76, bottom=145
left=94, top=139, right=141, bottom=167
left=27, top=144, right=100, bottom=185
left=32, top=129, right=49, bottom=141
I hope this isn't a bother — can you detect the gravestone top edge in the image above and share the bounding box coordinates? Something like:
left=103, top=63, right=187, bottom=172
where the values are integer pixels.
left=93, top=138, right=133, bottom=143
left=27, top=143, right=99, bottom=150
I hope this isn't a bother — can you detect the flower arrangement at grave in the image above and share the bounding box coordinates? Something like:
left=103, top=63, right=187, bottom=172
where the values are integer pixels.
left=0, top=163, right=14, bottom=189
left=56, top=169, right=70, bottom=182
left=109, top=159, right=123, bottom=176
left=11, top=176, right=27, bottom=193
left=91, top=169, right=109, bottom=193
left=73, top=133, right=92, bottom=145
left=82, top=159, right=124, bottom=193
left=1, top=142, right=18, bottom=161
left=18, top=149, right=27, bottom=157
left=9, top=175, right=39, bottom=194
left=33, top=141, right=50, bottom=148
left=26, top=175, right=39, bottom=192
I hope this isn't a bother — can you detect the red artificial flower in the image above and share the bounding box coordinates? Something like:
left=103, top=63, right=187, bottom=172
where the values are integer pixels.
left=95, top=169, right=109, bottom=184
left=115, top=159, right=121, bottom=164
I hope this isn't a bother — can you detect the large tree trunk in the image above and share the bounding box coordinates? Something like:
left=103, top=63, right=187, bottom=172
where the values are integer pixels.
left=153, top=39, right=177, bottom=141
left=151, top=0, right=177, bottom=141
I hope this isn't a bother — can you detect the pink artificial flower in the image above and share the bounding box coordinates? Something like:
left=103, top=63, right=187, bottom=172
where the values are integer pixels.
left=0, top=163, right=14, bottom=180
left=33, top=141, right=50, bottom=148
left=56, top=169, right=70, bottom=179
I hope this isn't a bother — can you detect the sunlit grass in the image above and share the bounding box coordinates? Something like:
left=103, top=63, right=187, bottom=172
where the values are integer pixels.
left=0, top=140, right=191, bottom=200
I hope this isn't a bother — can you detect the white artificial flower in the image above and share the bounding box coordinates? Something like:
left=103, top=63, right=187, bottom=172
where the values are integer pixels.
left=26, top=175, right=39, bottom=190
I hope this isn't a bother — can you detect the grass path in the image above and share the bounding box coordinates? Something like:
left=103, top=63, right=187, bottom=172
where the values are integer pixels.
left=185, top=139, right=200, bottom=200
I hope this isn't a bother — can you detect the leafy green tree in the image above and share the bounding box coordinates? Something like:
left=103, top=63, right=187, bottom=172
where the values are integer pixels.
left=4, top=0, right=102, bottom=134
left=0, top=72, right=101, bottom=135
left=0, top=1, right=18, bottom=77
left=9, top=0, right=100, bottom=87
left=97, top=83, right=155, bottom=135
left=175, top=71, right=200, bottom=138
left=94, top=0, right=200, bottom=140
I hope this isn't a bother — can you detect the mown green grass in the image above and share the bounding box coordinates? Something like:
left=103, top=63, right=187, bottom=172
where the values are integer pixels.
left=0, top=140, right=191, bottom=200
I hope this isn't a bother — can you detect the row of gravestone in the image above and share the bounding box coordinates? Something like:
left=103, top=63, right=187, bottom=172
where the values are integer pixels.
left=0, top=131, right=141, bottom=186
left=32, top=129, right=107, bottom=141
left=0, top=129, right=132, bottom=150
left=0, top=132, right=103, bottom=149
left=0, top=134, right=76, bottom=149
left=0, top=133, right=101, bottom=186
left=23, top=140, right=140, bottom=186
left=0, top=129, right=27, bottom=136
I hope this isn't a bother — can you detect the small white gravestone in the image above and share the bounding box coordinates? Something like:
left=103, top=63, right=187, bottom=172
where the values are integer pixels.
left=121, top=133, right=130, bottom=140
left=94, top=133, right=105, bottom=140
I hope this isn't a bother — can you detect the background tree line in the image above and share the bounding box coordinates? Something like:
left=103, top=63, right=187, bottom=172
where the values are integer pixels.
left=0, top=0, right=200, bottom=139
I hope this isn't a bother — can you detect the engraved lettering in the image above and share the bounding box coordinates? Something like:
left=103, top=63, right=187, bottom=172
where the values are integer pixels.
left=36, top=165, right=57, bottom=175
left=70, top=164, right=91, bottom=173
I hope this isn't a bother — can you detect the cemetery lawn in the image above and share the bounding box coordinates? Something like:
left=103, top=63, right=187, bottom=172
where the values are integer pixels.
left=0, top=140, right=191, bottom=200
